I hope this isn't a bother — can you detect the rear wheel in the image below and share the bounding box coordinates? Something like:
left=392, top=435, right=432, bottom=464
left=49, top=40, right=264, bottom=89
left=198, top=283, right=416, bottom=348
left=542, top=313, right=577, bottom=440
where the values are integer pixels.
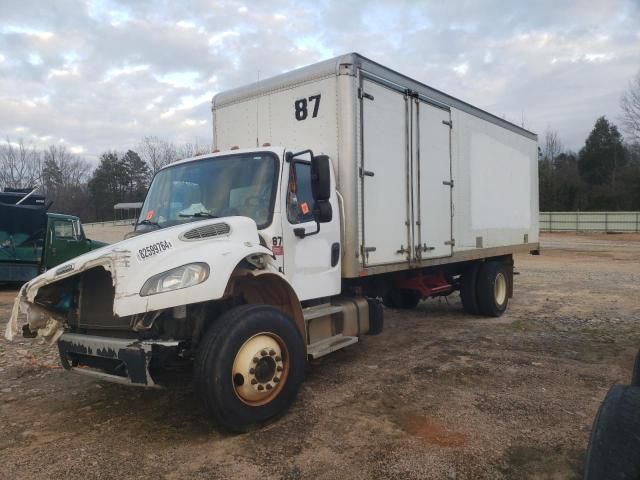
left=382, top=288, right=421, bottom=309
left=584, top=385, right=640, bottom=480
left=476, top=261, right=509, bottom=317
left=194, top=304, right=306, bottom=432
left=460, top=263, right=480, bottom=315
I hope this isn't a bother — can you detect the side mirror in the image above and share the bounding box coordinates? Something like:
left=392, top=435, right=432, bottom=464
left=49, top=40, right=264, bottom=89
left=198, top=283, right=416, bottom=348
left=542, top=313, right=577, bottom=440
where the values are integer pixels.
left=310, top=155, right=331, bottom=201
left=313, top=200, right=332, bottom=223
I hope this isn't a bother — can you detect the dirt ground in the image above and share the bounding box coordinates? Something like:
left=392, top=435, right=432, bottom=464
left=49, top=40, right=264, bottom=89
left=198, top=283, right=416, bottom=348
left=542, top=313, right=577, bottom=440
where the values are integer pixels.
left=1, top=232, right=639, bottom=479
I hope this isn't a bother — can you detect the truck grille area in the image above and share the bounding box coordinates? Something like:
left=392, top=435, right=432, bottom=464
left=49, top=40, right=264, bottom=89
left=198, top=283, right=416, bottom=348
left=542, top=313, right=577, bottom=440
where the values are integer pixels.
left=77, top=267, right=129, bottom=329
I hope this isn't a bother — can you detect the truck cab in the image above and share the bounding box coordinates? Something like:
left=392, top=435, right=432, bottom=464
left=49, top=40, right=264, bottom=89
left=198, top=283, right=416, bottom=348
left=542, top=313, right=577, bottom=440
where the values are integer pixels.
left=6, top=147, right=374, bottom=431
left=43, top=214, right=107, bottom=269
left=0, top=203, right=107, bottom=283
left=134, top=147, right=341, bottom=301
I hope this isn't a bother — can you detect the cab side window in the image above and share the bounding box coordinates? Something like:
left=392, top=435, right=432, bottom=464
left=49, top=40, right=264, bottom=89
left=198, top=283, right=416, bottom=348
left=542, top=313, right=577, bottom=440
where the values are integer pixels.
left=53, top=220, right=76, bottom=240
left=287, top=162, right=315, bottom=224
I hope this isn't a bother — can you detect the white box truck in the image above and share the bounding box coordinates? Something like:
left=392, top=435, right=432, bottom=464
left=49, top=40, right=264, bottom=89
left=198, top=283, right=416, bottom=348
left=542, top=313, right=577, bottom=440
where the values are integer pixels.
left=6, top=53, right=539, bottom=431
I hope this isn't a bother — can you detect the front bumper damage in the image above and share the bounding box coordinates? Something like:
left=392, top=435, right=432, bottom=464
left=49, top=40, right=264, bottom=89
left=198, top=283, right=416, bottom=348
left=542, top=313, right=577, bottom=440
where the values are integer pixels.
left=57, top=333, right=180, bottom=387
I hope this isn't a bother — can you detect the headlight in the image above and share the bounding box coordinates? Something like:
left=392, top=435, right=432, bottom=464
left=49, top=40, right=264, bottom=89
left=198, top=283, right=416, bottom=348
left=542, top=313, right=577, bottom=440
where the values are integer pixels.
left=140, top=263, right=210, bottom=296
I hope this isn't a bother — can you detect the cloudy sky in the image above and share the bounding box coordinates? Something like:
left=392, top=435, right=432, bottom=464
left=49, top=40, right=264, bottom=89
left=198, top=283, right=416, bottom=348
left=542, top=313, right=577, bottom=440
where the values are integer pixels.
left=0, top=0, right=638, bottom=164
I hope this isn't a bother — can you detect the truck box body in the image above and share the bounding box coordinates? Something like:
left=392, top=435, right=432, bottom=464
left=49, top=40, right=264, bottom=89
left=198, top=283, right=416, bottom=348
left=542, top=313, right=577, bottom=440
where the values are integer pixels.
left=212, top=53, right=539, bottom=278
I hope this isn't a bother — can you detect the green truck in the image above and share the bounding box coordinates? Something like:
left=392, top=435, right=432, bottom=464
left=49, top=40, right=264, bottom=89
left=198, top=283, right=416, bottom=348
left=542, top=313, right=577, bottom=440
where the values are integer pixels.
left=0, top=193, right=107, bottom=283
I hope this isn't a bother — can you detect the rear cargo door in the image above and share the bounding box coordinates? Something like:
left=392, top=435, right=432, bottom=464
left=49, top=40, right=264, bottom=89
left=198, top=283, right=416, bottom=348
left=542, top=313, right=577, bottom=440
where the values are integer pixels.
left=413, top=99, right=453, bottom=259
left=360, top=79, right=410, bottom=266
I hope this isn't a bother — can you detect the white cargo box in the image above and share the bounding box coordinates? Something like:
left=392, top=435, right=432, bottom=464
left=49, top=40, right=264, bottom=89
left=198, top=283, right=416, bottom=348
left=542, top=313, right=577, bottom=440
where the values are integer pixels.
left=212, top=53, right=539, bottom=278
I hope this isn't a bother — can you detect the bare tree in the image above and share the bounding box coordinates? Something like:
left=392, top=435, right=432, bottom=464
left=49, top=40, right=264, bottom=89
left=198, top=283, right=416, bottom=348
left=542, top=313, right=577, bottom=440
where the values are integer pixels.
left=621, top=72, right=640, bottom=143
left=177, top=137, right=211, bottom=160
left=542, top=129, right=563, bottom=163
left=0, top=137, right=42, bottom=190
left=137, top=136, right=178, bottom=175
left=42, top=145, right=91, bottom=191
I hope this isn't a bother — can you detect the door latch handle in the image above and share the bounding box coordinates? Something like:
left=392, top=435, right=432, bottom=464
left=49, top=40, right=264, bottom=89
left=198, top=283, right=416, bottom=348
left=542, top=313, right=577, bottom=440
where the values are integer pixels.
left=416, top=244, right=435, bottom=257
left=362, top=246, right=376, bottom=260
left=359, top=167, right=375, bottom=177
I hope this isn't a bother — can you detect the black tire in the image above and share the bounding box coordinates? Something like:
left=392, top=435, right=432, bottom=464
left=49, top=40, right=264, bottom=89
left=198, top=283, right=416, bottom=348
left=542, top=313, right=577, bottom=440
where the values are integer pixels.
left=382, top=288, right=421, bottom=309
left=194, top=304, right=306, bottom=432
left=381, top=290, right=396, bottom=308
left=632, top=351, right=640, bottom=387
left=460, top=263, right=480, bottom=315
left=584, top=384, right=640, bottom=480
left=476, top=261, right=509, bottom=317
left=366, top=298, right=384, bottom=335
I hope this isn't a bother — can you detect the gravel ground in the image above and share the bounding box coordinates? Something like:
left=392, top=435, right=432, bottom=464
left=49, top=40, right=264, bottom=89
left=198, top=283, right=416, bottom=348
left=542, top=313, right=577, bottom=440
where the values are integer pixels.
left=1, top=232, right=639, bottom=479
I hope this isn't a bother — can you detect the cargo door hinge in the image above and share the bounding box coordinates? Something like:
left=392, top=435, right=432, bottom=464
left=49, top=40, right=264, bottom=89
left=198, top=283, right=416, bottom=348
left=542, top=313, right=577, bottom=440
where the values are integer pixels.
left=442, top=120, right=453, bottom=128
left=358, top=88, right=374, bottom=101
left=444, top=239, right=455, bottom=246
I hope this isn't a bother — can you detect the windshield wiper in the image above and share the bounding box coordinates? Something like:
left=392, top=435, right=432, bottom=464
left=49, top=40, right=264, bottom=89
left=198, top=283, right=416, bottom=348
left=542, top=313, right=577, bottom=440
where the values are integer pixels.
left=138, top=219, right=162, bottom=228
left=178, top=212, right=219, bottom=218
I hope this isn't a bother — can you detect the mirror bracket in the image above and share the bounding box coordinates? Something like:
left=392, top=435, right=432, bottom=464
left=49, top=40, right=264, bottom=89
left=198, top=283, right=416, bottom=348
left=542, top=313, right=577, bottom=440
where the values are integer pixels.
left=294, top=222, right=320, bottom=239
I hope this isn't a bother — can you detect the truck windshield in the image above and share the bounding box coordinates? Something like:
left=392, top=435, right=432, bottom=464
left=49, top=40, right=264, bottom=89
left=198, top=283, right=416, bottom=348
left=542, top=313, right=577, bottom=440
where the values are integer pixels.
left=138, top=152, right=279, bottom=229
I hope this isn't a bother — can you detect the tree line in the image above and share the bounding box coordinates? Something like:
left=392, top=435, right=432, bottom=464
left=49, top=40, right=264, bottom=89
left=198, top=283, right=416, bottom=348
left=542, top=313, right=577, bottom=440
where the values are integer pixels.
left=539, top=117, right=640, bottom=211
left=533, top=71, right=640, bottom=212
left=0, top=136, right=209, bottom=222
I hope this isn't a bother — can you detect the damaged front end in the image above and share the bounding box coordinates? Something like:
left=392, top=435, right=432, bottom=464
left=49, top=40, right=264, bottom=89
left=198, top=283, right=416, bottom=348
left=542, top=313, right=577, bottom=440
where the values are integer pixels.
left=6, top=261, right=185, bottom=387
left=5, top=216, right=275, bottom=387
left=6, top=259, right=121, bottom=345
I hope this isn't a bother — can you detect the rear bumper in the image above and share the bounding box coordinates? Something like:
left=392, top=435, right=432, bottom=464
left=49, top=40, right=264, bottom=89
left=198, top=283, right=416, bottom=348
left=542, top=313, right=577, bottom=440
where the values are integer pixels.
left=57, top=333, right=180, bottom=387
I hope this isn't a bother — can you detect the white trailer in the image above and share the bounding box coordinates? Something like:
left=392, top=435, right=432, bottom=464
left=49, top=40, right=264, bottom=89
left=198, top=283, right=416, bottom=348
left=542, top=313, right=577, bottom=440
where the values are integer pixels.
left=7, top=53, right=538, bottom=431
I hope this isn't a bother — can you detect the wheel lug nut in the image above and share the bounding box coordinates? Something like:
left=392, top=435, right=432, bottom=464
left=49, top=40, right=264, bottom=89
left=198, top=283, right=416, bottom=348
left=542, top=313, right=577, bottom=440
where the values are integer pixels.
left=266, top=384, right=272, bottom=390
left=269, top=349, right=276, bottom=356
left=276, top=366, right=283, bottom=372
left=273, top=377, right=280, bottom=383
left=257, top=384, right=264, bottom=391
left=261, top=350, right=267, bottom=356
left=249, top=368, right=255, bottom=374
left=275, top=356, right=281, bottom=362
left=251, top=379, right=257, bottom=385
left=252, top=357, right=259, bottom=364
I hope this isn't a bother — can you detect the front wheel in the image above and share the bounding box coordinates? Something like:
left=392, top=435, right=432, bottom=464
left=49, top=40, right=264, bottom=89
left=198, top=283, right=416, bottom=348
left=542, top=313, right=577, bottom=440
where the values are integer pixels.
left=194, top=304, right=306, bottom=432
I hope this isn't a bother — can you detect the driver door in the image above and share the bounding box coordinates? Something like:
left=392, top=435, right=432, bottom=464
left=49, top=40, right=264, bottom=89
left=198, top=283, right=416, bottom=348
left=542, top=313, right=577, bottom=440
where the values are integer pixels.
left=281, top=159, right=341, bottom=301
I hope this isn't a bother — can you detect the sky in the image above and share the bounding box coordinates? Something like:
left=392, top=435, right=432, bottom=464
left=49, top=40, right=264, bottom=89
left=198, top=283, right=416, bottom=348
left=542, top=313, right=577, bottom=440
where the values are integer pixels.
left=0, top=0, right=639, bottom=164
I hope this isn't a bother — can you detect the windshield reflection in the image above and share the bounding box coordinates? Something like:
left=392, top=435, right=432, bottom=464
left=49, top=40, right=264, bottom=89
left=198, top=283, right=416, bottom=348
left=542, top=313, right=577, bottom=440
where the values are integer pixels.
left=137, top=153, right=279, bottom=229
